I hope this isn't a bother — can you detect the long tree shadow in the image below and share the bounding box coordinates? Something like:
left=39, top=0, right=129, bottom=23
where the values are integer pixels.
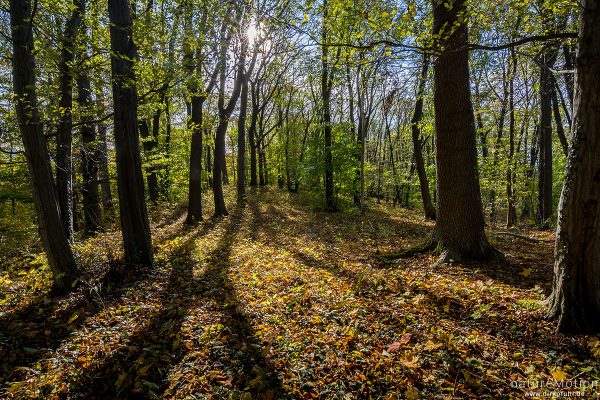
left=64, top=206, right=287, bottom=399
left=0, top=259, right=154, bottom=387
left=60, top=218, right=217, bottom=399
left=0, top=209, right=209, bottom=393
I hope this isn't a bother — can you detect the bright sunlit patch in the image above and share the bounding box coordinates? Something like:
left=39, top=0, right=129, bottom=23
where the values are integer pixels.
left=247, top=24, right=258, bottom=45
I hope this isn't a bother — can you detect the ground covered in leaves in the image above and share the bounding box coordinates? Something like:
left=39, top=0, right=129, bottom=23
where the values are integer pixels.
left=1, top=189, right=599, bottom=399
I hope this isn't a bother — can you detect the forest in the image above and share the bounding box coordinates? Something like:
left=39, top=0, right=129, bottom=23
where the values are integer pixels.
left=1, top=0, right=599, bottom=398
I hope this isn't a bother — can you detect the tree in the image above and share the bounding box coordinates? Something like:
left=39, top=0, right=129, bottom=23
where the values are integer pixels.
left=77, top=54, right=102, bottom=234
left=213, top=5, right=246, bottom=217
left=55, top=0, right=84, bottom=242
left=321, top=0, right=336, bottom=211
left=108, top=0, right=153, bottom=266
left=10, top=0, right=79, bottom=292
left=411, top=54, right=436, bottom=220
left=546, top=0, right=600, bottom=334
left=430, top=0, right=500, bottom=263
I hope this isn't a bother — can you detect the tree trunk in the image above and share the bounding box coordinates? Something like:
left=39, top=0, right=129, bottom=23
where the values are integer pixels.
left=10, top=0, right=79, bottom=292
left=506, top=48, right=517, bottom=228
left=138, top=120, right=159, bottom=204
left=186, top=96, right=204, bottom=223
left=97, top=121, right=113, bottom=212
left=212, top=5, right=245, bottom=217
left=546, top=0, right=600, bottom=333
left=537, top=47, right=557, bottom=228
left=108, top=0, right=153, bottom=267
left=322, top=0, right=335, bottom=211
left=431, top=0, right=500, bottom=264
left=55, top=0, right=84, bottom=243
left=77, top=65, right=102, bottom=234
left=213, top=118, right=229, bottom=216
left=411, top=54, right=436, bottom=220
left=237, top=78, right=249, bottom=200
left=249, top=82, right=259, bottom=187
left=551, top=83, right=569, bottom=156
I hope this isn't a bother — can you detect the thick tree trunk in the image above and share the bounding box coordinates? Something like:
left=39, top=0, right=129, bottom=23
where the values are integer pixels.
left=411, top=54, right=436, bottom=220
left=546, top=0, right=600, bottom=333
left=77, top=67, right=102, bottom=234
left=55, top=0, right=83, bottom=243
left=108, top=0, right=153, bottom=267
left=431, top=0, right=500, bottom=264
left=10, top=0, right=79, bottom=292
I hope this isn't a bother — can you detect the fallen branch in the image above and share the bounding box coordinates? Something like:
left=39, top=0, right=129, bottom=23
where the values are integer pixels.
left=493, top=231, right=553, bottom=243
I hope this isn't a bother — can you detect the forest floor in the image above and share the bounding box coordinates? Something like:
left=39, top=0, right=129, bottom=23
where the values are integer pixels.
left=1, top=189, right=599, bottom=400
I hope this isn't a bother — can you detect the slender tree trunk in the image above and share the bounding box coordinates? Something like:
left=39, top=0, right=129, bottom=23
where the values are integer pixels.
left=10, top=0, right=79, bottom=292
left=186, top=96, right=204, bottom=223
left=562, top=45, right=575, bottom=108
left=108, top=0, right=153, bottom=266
left=321, top=0, right=335, bottom=211
left=162, top=93, right=172, bottom=196
left=237, top=78, right=249, bottom=200
left=77, top=63, right=102, bottom=234
left=138, top=120, right=159, bottom=204
left=213, top=118, right=229, bottom=215
left=537, top=48, right=557, bottom=228
left=249, top=82, right=259, bottom=187
left=97, top=122, right=113, bottom=212
left=411, top=54, right=436, bottom=220
left=147, top=105, right=161, bottom=203
left=551, top=83, right=569, bottom=156
left=55, top=0, right=83, bottom=243
left=546, top=0, right=600, bottom=333
left=506, top=48, right=517, bottom=228
left=212, top=5, right=244, bottom=217
left=431, top=0, right=500, bottom=264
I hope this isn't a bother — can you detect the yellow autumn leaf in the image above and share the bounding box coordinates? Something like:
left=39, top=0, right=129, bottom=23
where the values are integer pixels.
left=520, top=268, right=532, bottom=278
left=424, top=340, right=443, bottom=351
left=551, top=368, right=568, bottom=381
left=400, top=356, right=419, bottom=369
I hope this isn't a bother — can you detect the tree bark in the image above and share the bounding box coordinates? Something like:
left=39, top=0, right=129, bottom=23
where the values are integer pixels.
left=97, top=121, right=113, bottom=213
left=411, top=54, right=436, bottom=220
left=546, top=0, right=600, bottom=333
left=10, top=0, right=79, bottom=292
left=321, top=0, right=335, bottom=211
left=55, top=0, right=84, bottom=243
left=77, top=63, right=102, bottom=234
left=108, top=0, right=153, bottom=266
left=431, top=0, right=500, bottom=264
left=186, top=96, right=204, bottom=223
left=551, top=83, right=569, bottom=156
left=249, top=82, right=259, bottom=187
left=138, top=120, right=159, bottom=204
left=506, top=48, right=517, bottom=228
left=237, top=78, right=249, bottom=200
left=537, top=47, right=557, bottom=228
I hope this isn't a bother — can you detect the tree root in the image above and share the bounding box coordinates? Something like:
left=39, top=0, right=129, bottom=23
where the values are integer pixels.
left=375, top=235, right=438, bottom=262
